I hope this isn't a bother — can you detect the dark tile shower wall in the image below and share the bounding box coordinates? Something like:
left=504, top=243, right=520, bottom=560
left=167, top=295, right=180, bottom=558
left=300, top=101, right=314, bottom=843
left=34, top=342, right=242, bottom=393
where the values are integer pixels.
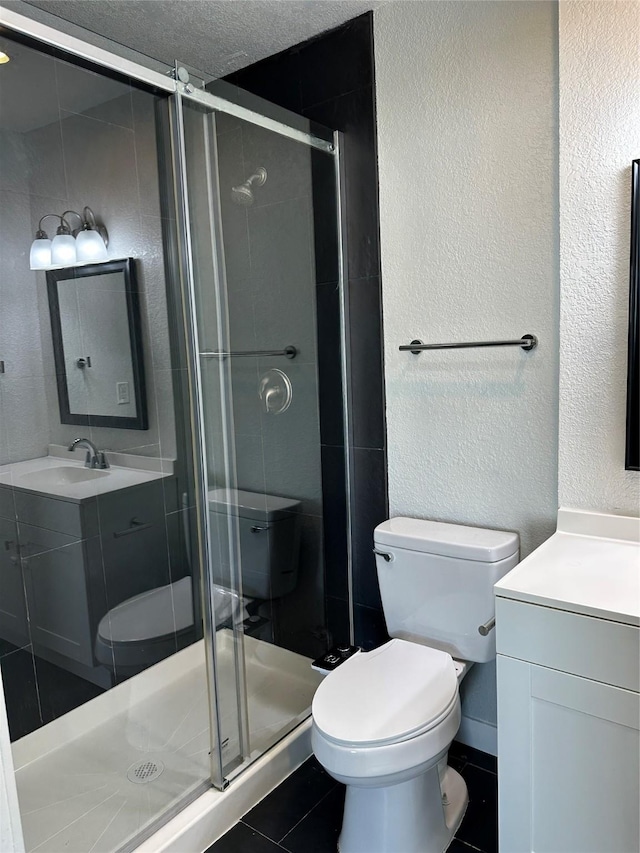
left=226, top=13, right=388, bottom=650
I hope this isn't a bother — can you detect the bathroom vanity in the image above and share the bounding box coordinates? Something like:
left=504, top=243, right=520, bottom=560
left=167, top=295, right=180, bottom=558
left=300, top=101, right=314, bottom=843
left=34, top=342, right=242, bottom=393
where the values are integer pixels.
left=0, top=454, right=174, bottom=687
left=495, top=509, right=640, bottom=853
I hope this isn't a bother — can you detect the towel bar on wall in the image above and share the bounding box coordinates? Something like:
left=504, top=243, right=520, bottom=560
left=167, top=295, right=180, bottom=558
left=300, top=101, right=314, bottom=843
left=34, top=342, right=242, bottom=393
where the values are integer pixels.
left=200, top=346, right=297, bottom=359
left=399, top=334, right=538, bottom=354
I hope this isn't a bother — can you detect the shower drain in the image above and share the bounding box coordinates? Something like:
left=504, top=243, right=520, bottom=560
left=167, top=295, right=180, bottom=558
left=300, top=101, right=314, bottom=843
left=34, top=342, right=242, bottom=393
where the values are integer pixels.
left=127, top=759, right=165, bottom=784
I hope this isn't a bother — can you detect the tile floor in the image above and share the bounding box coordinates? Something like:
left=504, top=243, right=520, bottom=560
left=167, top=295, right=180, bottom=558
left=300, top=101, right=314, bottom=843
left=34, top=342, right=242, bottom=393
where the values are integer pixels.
left=207, top=741, right=497, bottom=853
left=0, top=639, right=104, bottom=740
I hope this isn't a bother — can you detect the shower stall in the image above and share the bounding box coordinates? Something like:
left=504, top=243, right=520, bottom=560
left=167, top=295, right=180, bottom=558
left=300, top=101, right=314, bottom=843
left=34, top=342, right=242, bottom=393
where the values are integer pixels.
left=0, top=8, right=349, bottom=852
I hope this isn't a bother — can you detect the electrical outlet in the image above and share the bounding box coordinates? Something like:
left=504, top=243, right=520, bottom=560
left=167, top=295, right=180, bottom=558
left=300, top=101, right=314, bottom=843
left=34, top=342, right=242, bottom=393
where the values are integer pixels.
left=116, top=381, right=130, bottom=405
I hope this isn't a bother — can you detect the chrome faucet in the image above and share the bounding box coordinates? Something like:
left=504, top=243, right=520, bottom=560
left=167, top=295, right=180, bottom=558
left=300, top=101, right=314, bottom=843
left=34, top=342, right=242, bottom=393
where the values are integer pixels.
left=68, top=437, right=110, bottom=470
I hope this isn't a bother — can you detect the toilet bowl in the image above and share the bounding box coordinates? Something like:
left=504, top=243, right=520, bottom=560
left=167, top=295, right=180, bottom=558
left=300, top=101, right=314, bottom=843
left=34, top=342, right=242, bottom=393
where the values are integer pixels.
left=312, top=517, right=520, bottom=853
left=312, top=639, right=468, bottom=853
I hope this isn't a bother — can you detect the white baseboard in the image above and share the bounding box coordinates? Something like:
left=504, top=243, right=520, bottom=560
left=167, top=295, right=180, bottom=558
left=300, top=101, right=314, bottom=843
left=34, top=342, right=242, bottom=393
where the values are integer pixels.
left=456, top=715, right=497, bottom=756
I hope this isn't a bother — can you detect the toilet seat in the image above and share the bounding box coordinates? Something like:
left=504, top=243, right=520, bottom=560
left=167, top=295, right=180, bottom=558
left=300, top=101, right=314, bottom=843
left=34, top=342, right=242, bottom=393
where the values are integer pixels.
left=97, top=576, right=194, bottom=646
left=312, top=638, right=458, bottom=748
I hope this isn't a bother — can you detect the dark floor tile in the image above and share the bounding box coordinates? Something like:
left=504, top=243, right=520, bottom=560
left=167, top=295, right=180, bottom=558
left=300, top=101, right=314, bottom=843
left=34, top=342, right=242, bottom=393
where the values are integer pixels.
left=0, top=646, right=42, bottom=740
left=456, top=764, right=498, bottom=853
left=34, top=655, right=105, bottom=724
left=206, top=821, right=285, bottom=853
left=0, top=639, right=20, bottom=658
left=281, top=784, right=346, bottom=853
left=243, top=758, right=336, bottom=843
left=450, top=740, right=497, bottom=774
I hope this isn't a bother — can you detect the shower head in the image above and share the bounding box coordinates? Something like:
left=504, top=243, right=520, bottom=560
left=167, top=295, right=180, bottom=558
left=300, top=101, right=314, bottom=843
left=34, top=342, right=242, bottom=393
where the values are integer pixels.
left=231, top=166, right=267, bottom=206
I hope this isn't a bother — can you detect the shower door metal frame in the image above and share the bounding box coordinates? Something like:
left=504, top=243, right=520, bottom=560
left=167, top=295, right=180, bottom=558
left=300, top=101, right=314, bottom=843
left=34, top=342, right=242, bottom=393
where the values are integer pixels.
left=0, top=0, right=355, bottom=795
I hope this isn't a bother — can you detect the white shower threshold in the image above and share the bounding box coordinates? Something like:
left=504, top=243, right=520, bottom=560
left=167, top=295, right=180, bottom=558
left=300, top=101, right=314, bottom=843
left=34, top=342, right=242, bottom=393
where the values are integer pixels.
left=12, top=632, right=320, bottom=853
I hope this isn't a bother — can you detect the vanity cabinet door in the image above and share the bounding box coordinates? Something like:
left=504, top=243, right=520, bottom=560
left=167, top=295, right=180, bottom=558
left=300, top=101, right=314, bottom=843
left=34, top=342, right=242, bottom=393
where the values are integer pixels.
left=497, top=655, right=640, bottom=853
left=0, top=516, right=29, bottom=648
left=96, top=482, right=170, bottom=608
left=23, top=541, right=93, bottom=666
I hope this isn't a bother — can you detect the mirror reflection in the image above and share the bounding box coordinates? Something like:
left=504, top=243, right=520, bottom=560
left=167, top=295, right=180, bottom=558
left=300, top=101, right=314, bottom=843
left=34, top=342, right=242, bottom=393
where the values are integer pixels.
left=47, top=259, right=147, bottom=429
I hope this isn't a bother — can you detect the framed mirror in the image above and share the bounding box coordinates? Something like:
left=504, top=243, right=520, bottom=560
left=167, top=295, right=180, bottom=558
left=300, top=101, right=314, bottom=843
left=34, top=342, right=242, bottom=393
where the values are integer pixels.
left=626, top=160, right=639, bottom=471
left=46, top=258, right=148, bottom=430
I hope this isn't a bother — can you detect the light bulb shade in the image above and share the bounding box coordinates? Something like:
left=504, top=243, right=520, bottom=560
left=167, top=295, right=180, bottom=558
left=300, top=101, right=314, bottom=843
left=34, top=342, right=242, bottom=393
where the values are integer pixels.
left=76, top=228, right=108, bottom=263
left=29, top=237, right=52, bottom=270
left=51, top=233, right=77, bottom=266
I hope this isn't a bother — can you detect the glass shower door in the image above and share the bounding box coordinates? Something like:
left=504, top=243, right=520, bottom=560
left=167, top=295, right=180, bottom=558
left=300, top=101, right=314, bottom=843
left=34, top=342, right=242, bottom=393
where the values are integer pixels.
left=175, top=90, right=342, bottom=783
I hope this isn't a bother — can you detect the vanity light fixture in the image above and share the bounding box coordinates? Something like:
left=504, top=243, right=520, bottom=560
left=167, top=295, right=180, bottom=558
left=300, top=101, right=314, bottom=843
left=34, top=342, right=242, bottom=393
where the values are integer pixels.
left=29, top=207, right=109, bottom=270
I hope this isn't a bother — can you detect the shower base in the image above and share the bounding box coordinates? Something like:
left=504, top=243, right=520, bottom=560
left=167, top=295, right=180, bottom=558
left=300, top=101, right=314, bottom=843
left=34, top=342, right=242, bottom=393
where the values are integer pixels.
left=12, top=632, right=321, bottom=853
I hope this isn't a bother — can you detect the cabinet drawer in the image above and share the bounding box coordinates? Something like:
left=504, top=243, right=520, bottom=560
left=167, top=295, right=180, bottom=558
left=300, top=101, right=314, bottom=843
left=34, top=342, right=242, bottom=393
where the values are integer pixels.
left=496, top=597, right=640, bottom=691
left=13, top=491, right=99, bottom=539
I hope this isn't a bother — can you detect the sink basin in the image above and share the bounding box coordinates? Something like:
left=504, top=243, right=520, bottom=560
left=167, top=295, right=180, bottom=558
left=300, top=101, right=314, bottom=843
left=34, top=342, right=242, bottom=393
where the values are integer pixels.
left=17, top=466, right=110, bottom=489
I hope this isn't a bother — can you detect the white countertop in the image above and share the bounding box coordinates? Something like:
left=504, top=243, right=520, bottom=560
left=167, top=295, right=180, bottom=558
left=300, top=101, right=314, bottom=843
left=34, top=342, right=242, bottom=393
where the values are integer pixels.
left=0, top=455, right=170, bottom=502
left=495, top=509, right=640, bottom=626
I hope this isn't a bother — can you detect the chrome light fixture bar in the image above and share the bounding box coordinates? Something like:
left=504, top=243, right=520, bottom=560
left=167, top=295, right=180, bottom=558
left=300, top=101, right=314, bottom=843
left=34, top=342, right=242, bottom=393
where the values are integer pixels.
left=29, top=207, right=108, bottom=270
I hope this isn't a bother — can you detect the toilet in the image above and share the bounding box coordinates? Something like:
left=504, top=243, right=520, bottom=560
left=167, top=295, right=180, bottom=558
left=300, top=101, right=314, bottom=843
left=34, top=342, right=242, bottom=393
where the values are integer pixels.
left=95, top=488, right=301, bottom=676
left=312, top=517, right=519, bottom=853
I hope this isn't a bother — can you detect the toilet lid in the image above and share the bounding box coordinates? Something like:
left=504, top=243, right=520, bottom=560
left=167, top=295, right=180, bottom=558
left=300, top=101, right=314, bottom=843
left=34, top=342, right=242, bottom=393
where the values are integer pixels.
left=97, top=576, right=194, bottom=644
left=312, top=639, right=458, bottom=746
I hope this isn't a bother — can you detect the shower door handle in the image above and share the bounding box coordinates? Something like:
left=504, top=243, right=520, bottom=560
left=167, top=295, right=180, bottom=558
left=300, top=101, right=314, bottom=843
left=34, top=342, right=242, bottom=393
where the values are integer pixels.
left=251, top=526, right=268, bottom=533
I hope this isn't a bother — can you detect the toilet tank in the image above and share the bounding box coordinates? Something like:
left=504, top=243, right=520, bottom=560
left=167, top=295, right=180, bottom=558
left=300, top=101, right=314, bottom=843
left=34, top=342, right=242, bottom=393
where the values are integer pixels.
left=374, top=517, right=519, bottom=662
left=208, top=489, right=301, bottom=599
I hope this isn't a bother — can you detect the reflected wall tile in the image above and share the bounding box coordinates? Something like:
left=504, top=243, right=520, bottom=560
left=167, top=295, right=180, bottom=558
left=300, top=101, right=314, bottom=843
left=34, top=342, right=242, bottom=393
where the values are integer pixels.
left=2, top=375, right=49, bottom=462
left=60, top=111, right=138, bottom=212
left=24, top=120, right=67, bottom=201
left=54, top=59, right=132, bottom=128
left=154, top=367, right=178, bottom=461
left=233, top=433, right=266, bottom=495
left=132, top=91, right=162, bottom=217
left=0, top=388, right=9, bottom=465
left=229, top=359, right=262, bottom=438
left=0, top=131, right=29, bottom=194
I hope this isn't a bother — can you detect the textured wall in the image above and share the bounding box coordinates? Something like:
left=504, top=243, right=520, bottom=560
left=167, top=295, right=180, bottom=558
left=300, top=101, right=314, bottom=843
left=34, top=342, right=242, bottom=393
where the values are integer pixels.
left=558, top=0, right=640, bottom=515
left=374, top=0, right=559, bottom=746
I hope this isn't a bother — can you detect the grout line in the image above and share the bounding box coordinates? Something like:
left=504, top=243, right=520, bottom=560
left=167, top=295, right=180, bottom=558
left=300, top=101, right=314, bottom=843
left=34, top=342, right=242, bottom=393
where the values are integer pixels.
left=278, top=784, right=338, bottom=846
left=238, top=820, right=284, bottom=849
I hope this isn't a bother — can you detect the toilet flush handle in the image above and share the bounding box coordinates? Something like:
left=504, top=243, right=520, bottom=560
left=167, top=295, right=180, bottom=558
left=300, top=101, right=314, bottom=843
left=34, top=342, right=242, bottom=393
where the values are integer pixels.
left=478, top=617, right=496, bottom=636
left=373, top=548, right=393, bottom=562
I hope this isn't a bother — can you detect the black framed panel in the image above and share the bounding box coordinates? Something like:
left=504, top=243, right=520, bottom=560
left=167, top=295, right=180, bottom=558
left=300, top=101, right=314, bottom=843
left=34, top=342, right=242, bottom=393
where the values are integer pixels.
left=46, top=258, right=148, bottom=430
left=626, top=160, right=639, bottom=471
